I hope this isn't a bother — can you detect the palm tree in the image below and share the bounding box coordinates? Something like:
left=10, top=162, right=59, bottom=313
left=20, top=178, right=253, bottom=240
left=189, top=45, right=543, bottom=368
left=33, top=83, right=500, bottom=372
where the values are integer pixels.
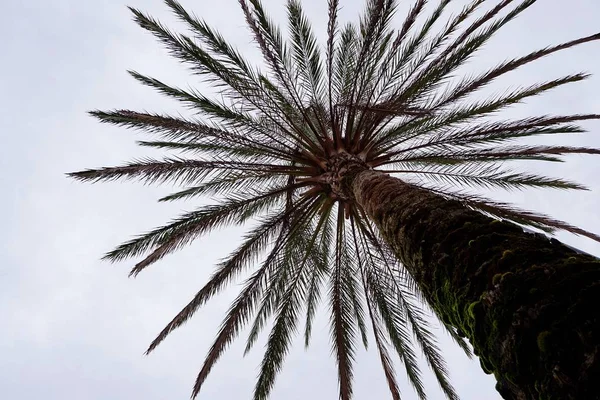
left=70, top=0, right=600, bottom=399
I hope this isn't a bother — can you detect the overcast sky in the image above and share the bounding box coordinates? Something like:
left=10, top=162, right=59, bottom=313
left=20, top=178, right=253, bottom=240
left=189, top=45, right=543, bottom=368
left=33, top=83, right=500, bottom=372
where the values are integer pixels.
left=2, top=1, right=599, bottom=399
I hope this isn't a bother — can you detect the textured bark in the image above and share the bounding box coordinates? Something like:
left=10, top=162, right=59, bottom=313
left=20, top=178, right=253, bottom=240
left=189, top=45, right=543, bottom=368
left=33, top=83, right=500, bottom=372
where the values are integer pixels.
left=345, top=169, right=600, bottom=400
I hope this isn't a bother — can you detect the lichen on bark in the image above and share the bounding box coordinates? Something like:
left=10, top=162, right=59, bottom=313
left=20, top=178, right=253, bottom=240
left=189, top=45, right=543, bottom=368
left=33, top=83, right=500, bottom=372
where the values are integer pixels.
left=345, top=168, right=600, bottom=400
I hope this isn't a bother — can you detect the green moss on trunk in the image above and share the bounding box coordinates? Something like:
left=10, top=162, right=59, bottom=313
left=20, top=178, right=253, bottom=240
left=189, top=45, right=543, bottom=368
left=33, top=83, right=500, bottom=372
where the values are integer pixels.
left=347, top=169, right=600, bottom=400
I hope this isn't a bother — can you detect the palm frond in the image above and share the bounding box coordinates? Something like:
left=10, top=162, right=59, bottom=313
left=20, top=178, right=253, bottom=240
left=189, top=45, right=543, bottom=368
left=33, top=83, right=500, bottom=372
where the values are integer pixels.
left=68, top=157, right=303, bottom=185
left=329, top=206, right=356, bottom=400
left=364, top=254, right=426, bottom=399
left=115, top=183, right=305, bottom=276
left=244, top=199, right=330, bottom=355
left=345, top=0, right=399, bottom=146
left=331, top=23, right=360, bottom=140
left=287, top=0, right=325, bottom=105
left=239, top=0, right=322, bottom=145
left=326, top=0, right=340, bottom=125
left=351, top=217, right=401, bottom=400
left=380, top=145, right=600, bottom=166
left=425, top=186, right=600, bottom=242
left=252, top=198, right=328, bottom=400
left=158, top=172, right=284, bottom=202
left=443, top=33, right=600, bottom=105
left=365, top=296, right=402, bottom=400
left=385, top=163, right=588, bottom=191
left=374, top=74, right=594, bottom=153
left=146, top=195, right=319, bottom=356
left=403, top=294, right=459, bottom=400
left=164, top=0, right=325, bottom=151
left=303, top=200, right=334, bottom=347
left=354, top=214, right=432, bottom=400
left=191, top=245, right=281, bottom=399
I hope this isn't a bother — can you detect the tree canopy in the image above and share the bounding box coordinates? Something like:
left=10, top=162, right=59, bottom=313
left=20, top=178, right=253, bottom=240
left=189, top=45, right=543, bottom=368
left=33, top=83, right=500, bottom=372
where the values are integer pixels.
left=70, top=0, right=600, bottom=399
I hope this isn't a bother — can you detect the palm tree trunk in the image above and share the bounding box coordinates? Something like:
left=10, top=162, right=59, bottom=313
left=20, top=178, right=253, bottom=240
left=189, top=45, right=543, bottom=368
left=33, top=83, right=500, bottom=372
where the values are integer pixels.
left=345, top=169, right=600, bottom=400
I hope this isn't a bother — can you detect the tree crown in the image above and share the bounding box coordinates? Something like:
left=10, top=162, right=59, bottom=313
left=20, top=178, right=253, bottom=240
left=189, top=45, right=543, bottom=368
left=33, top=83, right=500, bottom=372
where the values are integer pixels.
left=70, top=1, right=600, bottom=399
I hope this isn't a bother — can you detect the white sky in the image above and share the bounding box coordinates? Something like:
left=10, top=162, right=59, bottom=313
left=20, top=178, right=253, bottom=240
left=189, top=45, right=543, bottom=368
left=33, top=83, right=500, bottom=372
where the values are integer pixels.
left=2, top=1, right=599, bottom=399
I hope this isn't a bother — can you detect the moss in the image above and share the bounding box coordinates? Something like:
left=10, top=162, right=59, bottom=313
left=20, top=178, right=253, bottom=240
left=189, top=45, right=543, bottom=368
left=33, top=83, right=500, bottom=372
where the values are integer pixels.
left=493, top=370, right=501, bottom=381
left=492, top=271, right=514, bottom=286
left=504, top=373, right=517, bottom=386
left=467, top=300, right=481, bottom=319
left=537, top=331, right=551, bottom=353
left=501, top=249, right=514, bottom=259
left=492, top=273, right=501, bottom=285
left=480, top=358, right=494, bottom=374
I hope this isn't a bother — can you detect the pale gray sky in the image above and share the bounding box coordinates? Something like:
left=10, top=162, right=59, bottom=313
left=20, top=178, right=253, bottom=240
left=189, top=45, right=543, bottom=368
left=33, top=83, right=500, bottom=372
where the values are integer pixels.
left=1, top=1, right=599, bottom=400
